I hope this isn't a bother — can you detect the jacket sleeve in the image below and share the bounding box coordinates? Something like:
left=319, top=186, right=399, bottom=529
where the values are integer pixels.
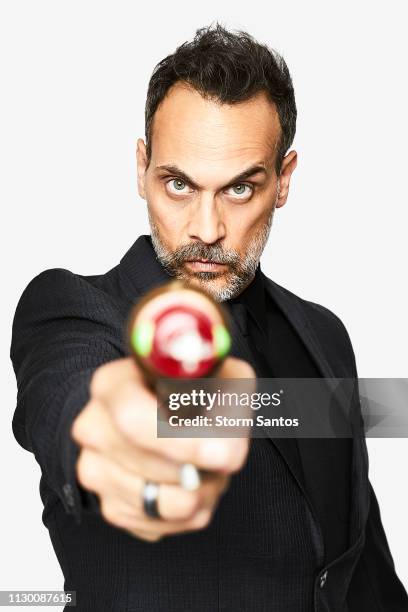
left=10, top=268, right=125, bottom=524
left=334, top=311, right=408, bottom=610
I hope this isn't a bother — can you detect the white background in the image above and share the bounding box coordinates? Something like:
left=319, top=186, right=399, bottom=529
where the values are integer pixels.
left=1, top=0, right=407, bottom=607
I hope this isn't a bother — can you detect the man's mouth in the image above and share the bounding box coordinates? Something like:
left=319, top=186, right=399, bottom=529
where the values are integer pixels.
left=185, top=260, right=227, bottom=272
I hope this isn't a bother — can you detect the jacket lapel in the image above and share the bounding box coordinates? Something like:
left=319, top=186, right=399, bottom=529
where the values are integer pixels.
left=261, top=275, right=340, bottom=539
left=262, top=274, right=367, bottom=545
left=262, top=275, right=336, bottom=378
left=224, top=280, right=327, bottom=561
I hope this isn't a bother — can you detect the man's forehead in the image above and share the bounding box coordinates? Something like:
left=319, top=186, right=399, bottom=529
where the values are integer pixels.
left=151, top=81, right=281, bottom=162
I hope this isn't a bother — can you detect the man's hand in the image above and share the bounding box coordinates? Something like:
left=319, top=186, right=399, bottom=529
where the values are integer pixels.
left=71, top=356, right=254, bottom=542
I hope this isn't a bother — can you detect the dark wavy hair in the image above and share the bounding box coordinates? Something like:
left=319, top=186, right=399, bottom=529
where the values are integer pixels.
left=144, top=22, right=297, bottom=176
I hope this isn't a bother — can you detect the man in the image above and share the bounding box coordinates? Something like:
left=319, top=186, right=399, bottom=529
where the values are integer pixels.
left=10, top=23, right=408, bottom=612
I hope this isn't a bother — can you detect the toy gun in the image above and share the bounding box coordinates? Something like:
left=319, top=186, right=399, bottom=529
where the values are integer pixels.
left=127, top=280, right=233, bottom=491
left=128, top=279, right=232, bottom=388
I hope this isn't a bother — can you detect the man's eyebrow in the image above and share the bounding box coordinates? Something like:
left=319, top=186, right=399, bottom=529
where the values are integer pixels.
left=155, top=163, right=267, bottom=190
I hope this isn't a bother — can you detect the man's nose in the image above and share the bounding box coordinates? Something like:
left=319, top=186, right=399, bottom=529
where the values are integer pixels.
left=187, top=194, right=226, bottom=244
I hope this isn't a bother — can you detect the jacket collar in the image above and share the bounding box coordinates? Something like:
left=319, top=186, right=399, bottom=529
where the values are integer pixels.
left=119, top=235, right=172, bottom=298
left=261, top=272, right=336, bottom=378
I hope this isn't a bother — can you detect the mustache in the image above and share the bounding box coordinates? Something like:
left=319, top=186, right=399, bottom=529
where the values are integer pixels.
left=167, top=243, right=241, bottom=268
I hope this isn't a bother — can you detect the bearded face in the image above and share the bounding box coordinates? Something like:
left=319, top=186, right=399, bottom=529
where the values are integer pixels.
left=149, top=205, right=275, bottom=302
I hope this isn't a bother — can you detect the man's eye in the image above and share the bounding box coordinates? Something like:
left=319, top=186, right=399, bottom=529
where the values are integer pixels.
left=166, top=178, right=191, bottom=194
left=226, top=183, right=253, bottom=198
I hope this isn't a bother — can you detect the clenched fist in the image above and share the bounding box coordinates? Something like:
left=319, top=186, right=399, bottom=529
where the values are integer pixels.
left=71, top=355, right=254, bottom=542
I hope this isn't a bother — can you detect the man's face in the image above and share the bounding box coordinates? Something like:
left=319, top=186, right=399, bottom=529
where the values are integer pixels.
left=137, top=81, right=297, bottom=301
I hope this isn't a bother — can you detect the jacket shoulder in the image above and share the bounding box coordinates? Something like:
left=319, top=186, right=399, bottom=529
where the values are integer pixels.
left=10, top=267, right=128, bottom=360
left=264, top=277, right=358, bottom=376
left=11, top=268, right=106, bottom=327
left=15, top=267, right=97, bottom=304
left=302, top=295, right=350, bottom=334
left=265, top=276, right=348, bottom=328
left=12, top=266, right=127, bottom=314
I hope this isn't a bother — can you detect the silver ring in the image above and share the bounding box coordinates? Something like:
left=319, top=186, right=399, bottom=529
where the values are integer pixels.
left=142, top=481, right=161, bottom=519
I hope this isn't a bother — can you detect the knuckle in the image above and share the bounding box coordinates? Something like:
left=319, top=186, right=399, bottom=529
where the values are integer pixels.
left=240, top=361, right=256, bottom=378
left=196, top=440, right=248, bottom=473
left=111, top=387, right=146, bottom=432
left=100, top=500, right=119, bottom=526
left=180, top=492, right=201, bottom=519
left=132, top=531, right=162, bottom=543
left=113, top=395, right=137, bottom=425
left=228, top=453, right=245, bottom=473
left=71, top=411, right=87, bottom=444
left=76, top=450, right=99, bottom=489
left=207, top=445, right=237, bottom=473
left=91, top=358, right=142, bottom=399
left=112, top=408, right=142, bottom=445
left=90, top=365, right=107, bottom=396
left=71, top=401, right=98, bottom=444
left=191, top=508, right=211, bottom=530
left=110, top=508, right=140, bottom=532
left=90, top=359, right=128, bottom=397
left=227, top=440, right=249, bottom=473
left=219, top=475, right=231, bottom=495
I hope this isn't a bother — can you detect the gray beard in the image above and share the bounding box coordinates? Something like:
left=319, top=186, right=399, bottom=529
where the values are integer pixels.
left=148, top=198, right=276, bottom=302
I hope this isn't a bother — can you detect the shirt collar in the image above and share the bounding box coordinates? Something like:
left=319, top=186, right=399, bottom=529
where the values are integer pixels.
left=228, top=263, right=267, bottom=327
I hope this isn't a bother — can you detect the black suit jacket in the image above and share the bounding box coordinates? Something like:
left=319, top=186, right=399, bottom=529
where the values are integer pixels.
left=10, top=235, right=408, bottom=611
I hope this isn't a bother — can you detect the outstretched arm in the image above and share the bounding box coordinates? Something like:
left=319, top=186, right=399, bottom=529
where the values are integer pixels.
left=10, top=269, right=124, bottom=522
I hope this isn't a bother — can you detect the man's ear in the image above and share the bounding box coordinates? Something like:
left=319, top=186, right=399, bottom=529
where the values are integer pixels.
left=136, top=138, right=148, bottom=200
left=275, top=150, right=297, bottom=209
